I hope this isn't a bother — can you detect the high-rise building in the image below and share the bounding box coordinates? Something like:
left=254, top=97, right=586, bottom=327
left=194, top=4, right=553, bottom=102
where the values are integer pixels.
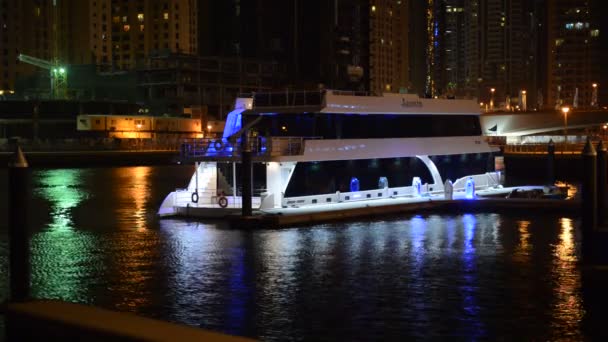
left=0, top=0, right=57, bottom=92
left=546, top=0, right=600, bottom=109
left=93, top=0, right=197, bottom=70
left=443, top=0, right=466, bottom=97
left=369, top=0, right=409, bottom=94
left=1, top=0, right=197, bottom=92
left=463, top=0, right=536, bottom=107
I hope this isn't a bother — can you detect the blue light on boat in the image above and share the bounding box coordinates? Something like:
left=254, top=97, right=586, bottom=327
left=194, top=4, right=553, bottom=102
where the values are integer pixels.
left=350, top=177, right=360, bottom=192
left=412, top=177, right=422, bottom=197
left=465, top=177, right=476, bottom=199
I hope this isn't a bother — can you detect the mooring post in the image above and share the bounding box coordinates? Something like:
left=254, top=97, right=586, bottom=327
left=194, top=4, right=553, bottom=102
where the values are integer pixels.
left=241, top=130, right=253, bottom=216
left=547, top=139, right=556, bottom=185
left=596, top=140, right=607, bottom=225
left=582, top=138, right=597, bottom=234
left=8, top=139, right=30, bottom=302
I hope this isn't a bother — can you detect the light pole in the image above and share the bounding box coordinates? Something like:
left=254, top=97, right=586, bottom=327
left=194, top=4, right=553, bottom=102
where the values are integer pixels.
left=490, top=88, right=495, bottom=111
left=592, top=83, right=598, bottom=108
left=562, top=106, right=570, bottom=144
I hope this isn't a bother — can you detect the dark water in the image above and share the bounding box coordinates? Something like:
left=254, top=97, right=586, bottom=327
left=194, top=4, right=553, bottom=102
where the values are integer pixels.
left=0, top=166, right=605, bottom=340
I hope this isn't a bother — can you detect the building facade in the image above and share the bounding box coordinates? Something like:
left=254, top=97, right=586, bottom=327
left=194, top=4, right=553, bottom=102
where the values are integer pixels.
left=462, top=0, right=537, bottom=107
left=137, top=54, right=287, bottom=117
left=369, top=0, right=409, bottom=94
left=92, top=0, right=197, bottom=69
left=546, top=0, right=600, bottom=109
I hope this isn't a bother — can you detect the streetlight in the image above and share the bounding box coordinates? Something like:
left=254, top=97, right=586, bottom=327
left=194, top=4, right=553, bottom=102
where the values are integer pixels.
left=490, top=88, right=495, bottom=111
left=521, top=90, right=527, bottom=111
left=561, top=106, right=570, bottom=144
left=592, top=83, right=598, bottom=108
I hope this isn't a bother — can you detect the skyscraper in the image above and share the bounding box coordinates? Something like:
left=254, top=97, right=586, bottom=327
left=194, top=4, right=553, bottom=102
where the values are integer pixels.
left=369, top=0, right=409, bottom=94
left=546, top=0, right=600, bottom=109
left=95, top=0, right=197, bottom=69
left=463, top=0, right=535, bottom=107
left=444, top=0, right=466, bottom=97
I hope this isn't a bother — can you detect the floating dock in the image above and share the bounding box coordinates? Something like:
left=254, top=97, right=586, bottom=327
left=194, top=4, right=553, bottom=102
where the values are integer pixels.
left=225, top=198, right=579, bottom=228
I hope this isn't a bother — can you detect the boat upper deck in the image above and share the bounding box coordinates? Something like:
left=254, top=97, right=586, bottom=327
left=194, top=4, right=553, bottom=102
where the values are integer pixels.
left=247, top=89, right=481, bottom=116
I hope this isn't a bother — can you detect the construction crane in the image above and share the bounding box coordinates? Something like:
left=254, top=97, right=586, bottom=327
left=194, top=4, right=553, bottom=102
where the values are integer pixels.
left=16, top=0, right=67, bottom=99
left=17, top=54, right=67, bottom=99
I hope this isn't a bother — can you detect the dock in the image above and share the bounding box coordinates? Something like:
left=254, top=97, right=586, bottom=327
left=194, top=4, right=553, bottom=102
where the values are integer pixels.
left=225, top=197, right=579, bottom=228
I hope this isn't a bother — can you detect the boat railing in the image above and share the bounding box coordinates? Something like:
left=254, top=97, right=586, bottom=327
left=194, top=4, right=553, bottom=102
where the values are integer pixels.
left=179, top=136, right=322, bottom=159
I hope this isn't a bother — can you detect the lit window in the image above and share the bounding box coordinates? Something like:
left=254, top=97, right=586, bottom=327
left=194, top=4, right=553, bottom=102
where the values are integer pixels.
left=113, top=16, right=119, bottom=23
left=163, top=12, right=169, bottom=20
left=140, top=25, right=144, bottom=32
left=590, top=29, right=599, bottom=37
left=371, top=5, right=376, bottom=12
left=555, top=38, right=564, bottom=46
left=122, top=16, right=127, bottom=23
left=565, top=23, right=574, bottom=30
left=35, top=7, right=40, bottom=16
left=137, top=13, right=144, bottom=22
left=123, top=24, right=130, bottom=32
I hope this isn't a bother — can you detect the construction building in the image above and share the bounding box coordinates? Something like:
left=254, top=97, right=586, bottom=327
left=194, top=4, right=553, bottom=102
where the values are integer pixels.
left=137, top=53, right=288, bottom=119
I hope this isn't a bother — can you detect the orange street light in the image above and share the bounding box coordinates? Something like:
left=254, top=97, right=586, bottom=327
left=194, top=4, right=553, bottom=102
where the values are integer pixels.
left=562, top=106, right=570, bottom=143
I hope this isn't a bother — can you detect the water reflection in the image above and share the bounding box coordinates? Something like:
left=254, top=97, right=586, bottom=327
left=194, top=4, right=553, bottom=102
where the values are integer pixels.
left=0, top=164, right=595, bottom=340
left=550, top=217, right=583, bottom=339
left=460, top=214, right=483, bottom=338
left=514, top=220, right=532, bottom=262
left=30, top=169, right=98, bottom=302
left=113, top=166, right=152, bottom=231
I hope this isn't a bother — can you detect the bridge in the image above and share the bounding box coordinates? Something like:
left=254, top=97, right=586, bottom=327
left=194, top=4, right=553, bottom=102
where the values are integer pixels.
left=480, top=109, right=608, bottom=136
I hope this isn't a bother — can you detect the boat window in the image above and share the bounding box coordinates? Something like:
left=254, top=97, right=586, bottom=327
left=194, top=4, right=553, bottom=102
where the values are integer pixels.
left=284, top=158, right=434, bottom=198
left=432, top=152, right=495, bottom=183
left=251, top=113, right=481, bottom=139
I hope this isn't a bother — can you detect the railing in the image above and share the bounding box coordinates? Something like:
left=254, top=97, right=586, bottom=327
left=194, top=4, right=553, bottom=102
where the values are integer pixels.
left=503, top=142, right=592, bottom=154
left=179, top=136, right=321, bottom=159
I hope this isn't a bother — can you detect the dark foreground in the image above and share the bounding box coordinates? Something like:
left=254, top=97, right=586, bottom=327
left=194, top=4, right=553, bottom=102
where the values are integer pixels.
left=1, top=165, right=607, bottom=340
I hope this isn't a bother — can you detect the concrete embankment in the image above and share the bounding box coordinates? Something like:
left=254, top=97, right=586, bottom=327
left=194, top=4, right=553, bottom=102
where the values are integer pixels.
left=0, top=149, right=179, bottom=167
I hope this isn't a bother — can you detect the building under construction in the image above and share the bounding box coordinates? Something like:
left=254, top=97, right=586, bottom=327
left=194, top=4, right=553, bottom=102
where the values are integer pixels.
left=137, top=53, right=288, bottom=118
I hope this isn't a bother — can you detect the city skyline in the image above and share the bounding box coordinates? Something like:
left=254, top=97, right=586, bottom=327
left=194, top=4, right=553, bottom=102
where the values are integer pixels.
left=0, top=0, right=606, bottom=114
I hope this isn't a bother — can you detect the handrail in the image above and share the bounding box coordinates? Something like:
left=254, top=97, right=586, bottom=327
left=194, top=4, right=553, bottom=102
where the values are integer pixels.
left=503, top=142, right=594, bottom=154
left=179, top=136, right=322, bottom=159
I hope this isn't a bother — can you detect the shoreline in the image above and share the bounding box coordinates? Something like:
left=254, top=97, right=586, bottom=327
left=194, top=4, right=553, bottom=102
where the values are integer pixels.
left=0, top=149, right=179, bottom=167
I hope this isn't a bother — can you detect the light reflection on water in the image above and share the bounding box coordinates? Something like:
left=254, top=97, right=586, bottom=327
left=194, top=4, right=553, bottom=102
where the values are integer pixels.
left=29, top=169, right=99, bottom=302
left=0, top=166, right=596, bottom=340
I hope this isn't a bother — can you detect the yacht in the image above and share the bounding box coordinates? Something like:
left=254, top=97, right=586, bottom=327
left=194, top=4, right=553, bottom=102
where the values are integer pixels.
left=158, top=90, right=536, bottom=218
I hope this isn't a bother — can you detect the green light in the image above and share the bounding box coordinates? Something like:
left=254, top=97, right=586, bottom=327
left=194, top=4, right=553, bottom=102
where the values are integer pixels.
left=52, top=68, right=58, bottom=74
left=59, top=67, right=66, bottom=74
